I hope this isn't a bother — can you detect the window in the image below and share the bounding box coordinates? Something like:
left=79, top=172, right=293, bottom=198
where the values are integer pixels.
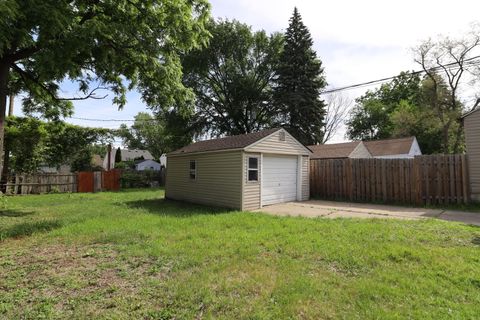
left=247, top=157, right=258, bottom=182
left=189, top=160, right=197, bottom=180
left=279, top=131, right=286, bottom=141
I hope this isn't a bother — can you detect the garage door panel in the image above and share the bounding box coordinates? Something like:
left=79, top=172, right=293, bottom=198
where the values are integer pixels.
left=261, top=155, right=297, bottom=206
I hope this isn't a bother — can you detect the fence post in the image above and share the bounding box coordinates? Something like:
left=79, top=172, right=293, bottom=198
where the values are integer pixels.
left=461, top=154, right=470, bottom=204
left=413, top=156, right=422, bottom=206
left=346, top=159, right=353, bottom=201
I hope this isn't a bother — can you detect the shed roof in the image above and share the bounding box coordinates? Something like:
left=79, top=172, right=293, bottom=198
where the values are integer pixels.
left=169, top=128, right=283, bottom=155
left=308, top=141, right=360, bottom=159
left=363, top=137, right=415, bottom=156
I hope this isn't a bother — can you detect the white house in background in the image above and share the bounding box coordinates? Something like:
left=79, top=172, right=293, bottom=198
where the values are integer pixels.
left=103, top=148, right=154, bottom=169
left=308, top=136, right=422, bottom=160
left=135, top=159, right=162, bottom=171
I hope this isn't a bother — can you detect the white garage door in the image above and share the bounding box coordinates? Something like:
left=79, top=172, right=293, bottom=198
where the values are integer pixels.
left=262, top=155, right=298, bottom=206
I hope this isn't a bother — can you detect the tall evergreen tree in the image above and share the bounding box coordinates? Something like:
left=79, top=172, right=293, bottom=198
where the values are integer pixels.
left=274, top=8, right=327, bottom=145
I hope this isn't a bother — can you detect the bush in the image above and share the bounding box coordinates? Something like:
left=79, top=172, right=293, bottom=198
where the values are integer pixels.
left=120, top=170, right=163, bottom=188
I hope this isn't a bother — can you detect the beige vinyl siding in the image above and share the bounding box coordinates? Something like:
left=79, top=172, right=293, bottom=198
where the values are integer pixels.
left=166, top=151, right=243, bottom=208
left=301, top=156, right=309, bottom=201
left=465, top=110, right=480, bottom=201
left=242, top=152, right=261, bottom=210
left=245, top=130, right=310, bottom=155
left=349, top=142, right=372, bottom=158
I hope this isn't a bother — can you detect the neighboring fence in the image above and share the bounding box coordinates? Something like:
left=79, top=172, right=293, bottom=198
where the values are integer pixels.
left=77, top=170, right=121, bottom=193
left=310, top=155, right=470, bottom=205
left=4, top=173, right=77, bottom=195
left=4, top=170, right=122, bottom=195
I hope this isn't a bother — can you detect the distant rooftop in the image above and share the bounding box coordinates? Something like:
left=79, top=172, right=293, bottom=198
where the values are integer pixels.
left=308, top=141, right=360, bottom=159
left=119, top=149, right=154, bottom=161
left=308, top=137, right=417, bottom=159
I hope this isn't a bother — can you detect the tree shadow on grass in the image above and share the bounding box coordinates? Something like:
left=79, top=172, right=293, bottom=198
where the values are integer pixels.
left=0, top=220, right=62, bottom=241
left=472, top=237, right=480, bottom=246
left=124, top=198, right=236, bottom=217
left=0, top=209, right=34, bottom=218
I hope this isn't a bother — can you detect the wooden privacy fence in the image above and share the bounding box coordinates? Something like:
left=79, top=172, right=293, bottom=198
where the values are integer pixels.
left=77, top=170, right=121, bottom=193
left=310, top=155, right=470, bottom=205
left=4, top=174, right=77, bottom=195
left=4, top=170, right=121, bottom=195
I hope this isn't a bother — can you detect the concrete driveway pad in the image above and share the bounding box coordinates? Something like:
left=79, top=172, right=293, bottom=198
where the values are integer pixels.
left=256, top=200, right=480, bottom=226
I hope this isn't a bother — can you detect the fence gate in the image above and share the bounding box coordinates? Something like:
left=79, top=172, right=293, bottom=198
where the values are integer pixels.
left=102, top=169, right=121, bottom=191
left=77, top=172, right=94, bottom=193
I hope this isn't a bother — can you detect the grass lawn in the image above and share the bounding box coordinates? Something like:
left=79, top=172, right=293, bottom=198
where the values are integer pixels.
left=1, top=189, right=480, bottom=319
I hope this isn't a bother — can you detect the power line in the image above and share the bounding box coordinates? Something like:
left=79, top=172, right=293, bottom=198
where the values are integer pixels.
left=321, top=55, right=480, bottom=94
left=69, top=116, right=157, bottom=122
left=68, top=56, right=480, bottom=123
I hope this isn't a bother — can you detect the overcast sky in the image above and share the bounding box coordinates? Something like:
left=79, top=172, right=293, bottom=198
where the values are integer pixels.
left=14, top=0, right=480, bottom=143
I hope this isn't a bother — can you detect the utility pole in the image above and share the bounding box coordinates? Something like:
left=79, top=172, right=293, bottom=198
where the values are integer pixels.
left=107, top=144, right=112, bottom=171
left=8, top=95, right=13, bottom=116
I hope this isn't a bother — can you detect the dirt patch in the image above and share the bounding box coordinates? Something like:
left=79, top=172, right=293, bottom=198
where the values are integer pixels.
left=0, top=243, right=173, bottom=317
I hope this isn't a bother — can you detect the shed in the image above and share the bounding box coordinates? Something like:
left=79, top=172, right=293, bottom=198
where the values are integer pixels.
left=463, top=107, right=480, bottom=201
left=135, top=159, right=161, bottom=171
left=166, top=128, right=311, bottom=210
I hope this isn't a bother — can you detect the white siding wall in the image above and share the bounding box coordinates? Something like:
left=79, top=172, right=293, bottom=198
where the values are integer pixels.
left=349, top=142, right=372, bottom=158
left=136, top=160, right=161, bottom=171
left=166, top=151, right=243, bottom=208
left=246, top=129, right=310, bottom=155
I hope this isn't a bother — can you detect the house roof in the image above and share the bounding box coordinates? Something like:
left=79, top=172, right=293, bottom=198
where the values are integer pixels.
left=363, top=137, right=415, bottom=156
left=308, top=141, right=361, bottom=159
left=120, top=149, right=154, bottom=161
left=169, top=128, right=282, bottom=155
left=461, top=106, right=480, bottom=119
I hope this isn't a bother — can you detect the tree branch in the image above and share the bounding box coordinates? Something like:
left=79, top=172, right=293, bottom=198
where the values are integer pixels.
left=12, top=64, right=108, bottom=101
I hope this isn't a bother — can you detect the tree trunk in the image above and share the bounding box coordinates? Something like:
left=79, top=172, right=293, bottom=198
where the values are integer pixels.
left=0, top=63, right=10, bottom=182
left=453, top=120, right=465, bottom=154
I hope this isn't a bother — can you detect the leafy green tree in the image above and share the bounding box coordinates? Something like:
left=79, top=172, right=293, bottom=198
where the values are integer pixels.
left=0, top=0, right=211, bottom=174
left=118, top=112, right=187, bottom=158
left=346, top=72, right=422, bottom=140
left=413, top=28, right=480, bottom=153
left=273, top=7, right=327, bottom=145
left=4, top=117, right=46, bottom=173
left=346, top=72, right=462, bottom=154
left=115, top=147, right=122, bottom=164
left=4, top=117, right=113, bottom=173
left=179, top=19, right=283, bottom=136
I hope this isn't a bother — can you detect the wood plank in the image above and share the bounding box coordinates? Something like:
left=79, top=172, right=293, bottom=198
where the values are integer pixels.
left=461, top=155, right=470, bottom=204
left=455, top=155, right=462, bottom=204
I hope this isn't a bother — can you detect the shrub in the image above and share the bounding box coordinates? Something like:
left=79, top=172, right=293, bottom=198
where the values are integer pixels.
left=120, top=170, right=163, bottom=188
